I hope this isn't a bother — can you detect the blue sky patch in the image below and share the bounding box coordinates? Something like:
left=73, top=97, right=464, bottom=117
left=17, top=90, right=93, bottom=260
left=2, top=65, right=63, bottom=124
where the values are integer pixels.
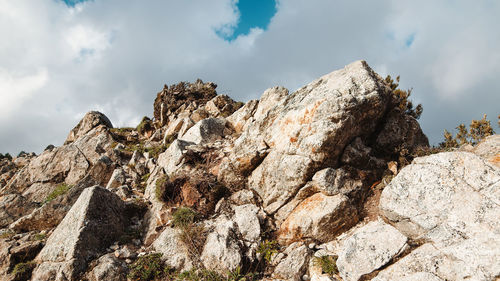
left=63, top=0, right=87, bottom=7
left=218, top=0, right=277, bottom=41
left=405, top=33, right=416, bottom=47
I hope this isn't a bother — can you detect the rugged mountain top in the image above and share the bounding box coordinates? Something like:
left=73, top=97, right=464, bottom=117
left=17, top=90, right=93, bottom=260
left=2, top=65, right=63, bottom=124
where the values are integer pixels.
left=0, top=60, right=498, bottom=281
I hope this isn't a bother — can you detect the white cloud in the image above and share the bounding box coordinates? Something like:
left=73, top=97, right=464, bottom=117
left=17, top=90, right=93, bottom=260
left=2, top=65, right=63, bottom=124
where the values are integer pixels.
left=0, top=68, right=48, bottom=118
left=0, top=0, right=499, bottom=154
left=65, top=25, right=111, bottom=60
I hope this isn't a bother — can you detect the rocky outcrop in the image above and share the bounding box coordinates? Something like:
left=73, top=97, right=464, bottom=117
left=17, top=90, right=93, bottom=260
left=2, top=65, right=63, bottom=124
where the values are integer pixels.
left=64, top=111, right=113, bottom=144
left=0, top=60, right=452, bottom=281
left=222, top=61, right=398, bottom=215
left=31, top=186, right=131, bottom=280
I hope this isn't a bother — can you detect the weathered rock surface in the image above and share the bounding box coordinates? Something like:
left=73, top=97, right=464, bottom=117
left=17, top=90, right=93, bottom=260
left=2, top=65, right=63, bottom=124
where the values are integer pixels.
left=32, top=186, right=130, bottom=281
left=151, top=227, right=193, bottom=271
left=272, top=242, right=311, bottom=281
left=278, top=193, right=357, bottom=244
left=10, top=156, right=115, bottom=232
left=201, top=215, right=242, bottom=274
left=0, top=194, right=38, bottom=228
left=472, top=134, right=500, bottom=168
left=85, top=253, right=127, bottom=281
left=378, top=151, right=500, bottom=280
left=336, top=220, right=408, bottom=281
left=65, top=111, right=113, bottom=144
left=224, top=61, right=393, bottom=215
left=0, top=61, right=445, bottom=281
left=180, top=117, right=227, bottom=144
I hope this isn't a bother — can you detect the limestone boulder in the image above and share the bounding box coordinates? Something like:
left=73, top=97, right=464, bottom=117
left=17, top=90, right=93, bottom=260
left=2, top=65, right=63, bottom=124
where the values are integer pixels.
left=3, top=125, right=113, bottom=199
left=157, top=139, right=195, bottom=176
left=471, top=134, right=500, bottom=168
left=201, top=215, right=242, bottom=274
left=278, top=193, right=357, bottom=245
left=204, top=94, right=241, bottom=118
left=379, top=151, right=500, bottom=280
left=10, top=156, right=114, bottom=232
left=32, top=186, right=130, bottom=281
left=64, top=111, right=113, bottom=144
left=336, top=220, right=408, bottom=281
left=180, top=117, right=227, bottom=144
left=380, top=152, right=500, bottom=242
left=272, top=242, right=311, bottom=281
left=151, top=227, right=193, bottom=271
left=106, top=168, right=127, bottom=189
left=232, top=204, right=261, bottom=242
left=10, top=175, right=101, bottom=232
left=372, top=242, right=499, bottom=281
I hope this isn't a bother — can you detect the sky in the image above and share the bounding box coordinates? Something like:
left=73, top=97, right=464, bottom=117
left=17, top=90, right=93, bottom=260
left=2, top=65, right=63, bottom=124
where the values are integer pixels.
left=0, top=0, right=499, bottom=154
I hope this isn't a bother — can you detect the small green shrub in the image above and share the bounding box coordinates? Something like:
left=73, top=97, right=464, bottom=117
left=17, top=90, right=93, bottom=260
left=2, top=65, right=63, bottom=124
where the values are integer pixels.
left=440, top=114, right=495, bottom=148
left=0, top=153, right=12, bottom=161
left=172, top=207, right=197, bottom=228
left=384, top=75, right=422, bottom=120
left=11, top=261, right=36, bottom=279
left=234, top=101, right=245, bottom=110
left=313, top=255, right=338, bottom=276
left=31, top=233, right=46, bottom=241
left=175, top=268, right=225, bottom=281
left=141, top=173, right=151, bottom=183
left=17, top=151, right=27, bottom=158
left=127, top=253, right=169, bottom=281
left=155, top=175, right=168, bottom=201
left=146, top=144, right=169, bottom=159
left=257, top=240, right=279, bottom=264
left=44, top=183, right=72, bottom=204
left=0, top=229, right=15, bottom=239
left=136, top=116, right=153, bottom=136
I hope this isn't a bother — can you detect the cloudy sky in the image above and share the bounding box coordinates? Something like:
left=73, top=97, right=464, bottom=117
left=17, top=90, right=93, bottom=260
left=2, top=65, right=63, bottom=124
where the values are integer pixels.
left=1, top=0, right=499, bottom=154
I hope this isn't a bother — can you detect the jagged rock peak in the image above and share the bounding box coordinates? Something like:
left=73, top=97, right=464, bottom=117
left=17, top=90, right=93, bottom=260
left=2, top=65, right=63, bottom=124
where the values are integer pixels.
left=65, top=111, right=113, bottom=144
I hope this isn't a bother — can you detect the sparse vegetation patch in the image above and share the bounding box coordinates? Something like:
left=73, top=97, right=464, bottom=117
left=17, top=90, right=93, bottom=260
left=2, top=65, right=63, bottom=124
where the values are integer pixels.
left=44, top=183, right=72, bottom=204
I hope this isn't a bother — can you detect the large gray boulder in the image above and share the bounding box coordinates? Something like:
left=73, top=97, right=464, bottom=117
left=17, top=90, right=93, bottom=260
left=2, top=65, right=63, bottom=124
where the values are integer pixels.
left=151, top=227, right=193, bottom=271
left=336, top=220, right=408, bottom=281
left=272, top=242, right=311, bottom=281
left=32, top=186, right=130, bottom=281
left=201, top=215, right=242, bottom=274
left=180, top=117, right=227, bottom=144
left=378, top=150, right=500, bottom=280
left=278, top=193, right=357, bottom=244
left=65, top=111, right=113, bottom=144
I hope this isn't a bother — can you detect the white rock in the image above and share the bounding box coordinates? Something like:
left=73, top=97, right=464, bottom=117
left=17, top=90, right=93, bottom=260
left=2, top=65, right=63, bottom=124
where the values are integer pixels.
left=336, top=220, right=408, bottom=281
left=151, top=227, right=193, bottom=271
left=273, top=242, right=311, bottom=281
left=180, top=117, right=227, bottom=144
left=201, top=215, right=242, bottom=273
